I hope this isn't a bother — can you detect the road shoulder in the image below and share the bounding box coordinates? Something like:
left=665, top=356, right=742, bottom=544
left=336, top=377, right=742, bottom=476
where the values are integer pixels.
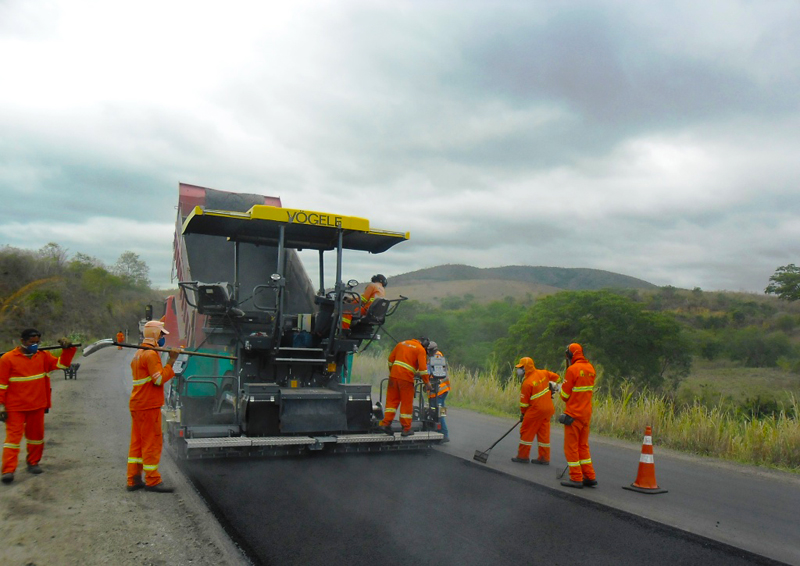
left=0, top=348, right=249, bottom=565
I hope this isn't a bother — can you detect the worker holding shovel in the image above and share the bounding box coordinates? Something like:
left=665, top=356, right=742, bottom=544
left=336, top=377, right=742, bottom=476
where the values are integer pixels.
left=512, top=356, right=560, bottom=465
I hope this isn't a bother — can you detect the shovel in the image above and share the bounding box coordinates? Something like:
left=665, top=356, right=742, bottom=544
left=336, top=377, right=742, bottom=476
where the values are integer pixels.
left=82, top=339, right=237, bottom=360
left=473, top=420, right=521, bottom=464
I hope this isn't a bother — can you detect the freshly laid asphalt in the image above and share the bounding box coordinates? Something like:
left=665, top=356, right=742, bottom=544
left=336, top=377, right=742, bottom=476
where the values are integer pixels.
left=182, top=448, right=784, bottom=566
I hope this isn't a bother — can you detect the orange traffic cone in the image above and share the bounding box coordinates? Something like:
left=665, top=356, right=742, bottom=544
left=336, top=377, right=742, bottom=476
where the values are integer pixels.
left=622, top=426, right=668, bottom=494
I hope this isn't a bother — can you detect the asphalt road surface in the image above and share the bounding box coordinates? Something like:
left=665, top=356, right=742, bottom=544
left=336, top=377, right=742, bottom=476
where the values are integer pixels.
left=441, top=408, right=800, bottom=565
left=58, top=341, right=798, bottom=565
left=182, top=451, right=783, bottom=566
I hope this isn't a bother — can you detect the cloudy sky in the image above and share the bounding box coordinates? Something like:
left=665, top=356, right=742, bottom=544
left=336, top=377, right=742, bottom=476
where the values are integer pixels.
left=2, top=0, right=799, bottom=293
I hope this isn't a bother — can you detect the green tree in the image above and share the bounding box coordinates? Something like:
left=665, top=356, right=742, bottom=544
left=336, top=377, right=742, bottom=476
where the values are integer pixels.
left=113, top=251, right=151, bottom=288
left=725, top=328, right=793, bottom=368
left=765, top=264, right=800, bottom=301
left=493, top=290, right=692, bottom=392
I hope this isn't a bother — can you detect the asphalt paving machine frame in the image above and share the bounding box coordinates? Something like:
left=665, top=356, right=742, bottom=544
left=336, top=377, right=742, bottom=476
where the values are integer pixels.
left=163, top=201, right=444, bottom=459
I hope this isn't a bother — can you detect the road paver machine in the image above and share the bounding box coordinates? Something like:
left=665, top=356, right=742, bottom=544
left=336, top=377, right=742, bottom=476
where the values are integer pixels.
left=163, top=184, right=443, bottom=458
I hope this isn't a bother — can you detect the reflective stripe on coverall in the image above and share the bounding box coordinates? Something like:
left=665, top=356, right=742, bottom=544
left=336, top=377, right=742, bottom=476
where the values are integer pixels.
left=560, top=343, right=596, bottom=482
left=343, top=281, right=386, bottom=328
left=360, top=281, right=385, bottom=316
left=0, top=346, right=76, bottom=474
left=516, top=357, right=560, bottom=461
left=380, top=339, right=429, bottom=432
left=128, top=344, right=175, bottom=487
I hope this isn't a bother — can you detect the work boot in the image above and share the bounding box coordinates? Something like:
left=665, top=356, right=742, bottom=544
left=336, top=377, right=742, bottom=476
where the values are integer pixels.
left=126, top=480, right=145, bottom=492
left=1, top=472, right=13, bottom=484
left=441, top=437, right=450, bottom=444
left=560, top=479, right=584, bottom=489
left=377, top=425, right=394, bottom=436
left=400, top=429, right=414, bottom=437
left=511, top=457, right=529, bottom=464
left=26, top=464, right=43, bottom=474
left=582, top=478, right=598, bottom=487
left=531, top=459, right=550, bottom=466
left=144, top=483, right=175, bottom=493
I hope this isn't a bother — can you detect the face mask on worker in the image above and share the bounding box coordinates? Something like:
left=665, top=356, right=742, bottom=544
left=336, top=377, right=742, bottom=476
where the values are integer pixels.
left=25, top=343, right=39, bottom=355
left=516, top=368, right=524, bottom=378
left=157, top=336, right=166, bottom=347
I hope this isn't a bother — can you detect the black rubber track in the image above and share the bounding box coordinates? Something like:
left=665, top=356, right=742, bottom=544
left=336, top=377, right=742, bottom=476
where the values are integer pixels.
left=182, top=451, right=784, bottom=566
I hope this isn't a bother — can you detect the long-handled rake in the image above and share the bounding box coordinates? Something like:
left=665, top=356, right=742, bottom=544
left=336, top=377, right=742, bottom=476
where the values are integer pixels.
left=473, top=420, right=521, bottom=464
left=82, top=338, right=236, bottom=360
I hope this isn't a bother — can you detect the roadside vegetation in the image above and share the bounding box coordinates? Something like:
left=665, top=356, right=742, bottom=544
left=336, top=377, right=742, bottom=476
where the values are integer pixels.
left=382, top=286, right=800, bottom=413
left=0, top=243, right=164, bottom=349
left=369, top=276, right=800, bottom=472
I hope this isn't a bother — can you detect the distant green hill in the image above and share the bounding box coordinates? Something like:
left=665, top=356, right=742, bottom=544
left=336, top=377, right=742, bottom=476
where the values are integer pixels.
left=381, top=264, right=656, bottom=306
left=390, top=264, right=655, bottom=289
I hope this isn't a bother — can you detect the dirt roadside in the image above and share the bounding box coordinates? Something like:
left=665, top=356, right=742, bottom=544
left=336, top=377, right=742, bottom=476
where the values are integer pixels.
left=0, top=346, right=250, bottom=566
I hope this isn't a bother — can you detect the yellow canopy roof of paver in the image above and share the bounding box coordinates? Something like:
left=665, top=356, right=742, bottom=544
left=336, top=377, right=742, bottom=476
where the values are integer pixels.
left=182, top=205, right=410, bottom=254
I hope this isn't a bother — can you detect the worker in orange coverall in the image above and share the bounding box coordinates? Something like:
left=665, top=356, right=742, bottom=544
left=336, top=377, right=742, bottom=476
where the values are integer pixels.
left=342, top=274, right=387, bottom=330
left=512, top=356, right=560, bottom=465
left=116, top=330, right=125, bottom=350
left=127, top=320, right=179, bottom=493
left=0, top=328, right=76, bottom=484
left=377, top=337, right=430, bottom=437
left=559, top=343, right=597, bottom=488
left=359, top=274, right=387, bottom=316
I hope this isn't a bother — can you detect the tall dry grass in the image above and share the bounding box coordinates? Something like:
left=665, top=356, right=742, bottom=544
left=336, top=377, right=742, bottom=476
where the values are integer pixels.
left=352, top=352, right=800, bottom=472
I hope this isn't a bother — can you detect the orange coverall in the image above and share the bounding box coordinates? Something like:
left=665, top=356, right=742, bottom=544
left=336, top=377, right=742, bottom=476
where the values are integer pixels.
left=379, top=339, right=430, bottom=432
left=560, top=344, right=597, bottom=482
left=359, top=281, right=385, bottom=316
left=0, top=346, right=76, bottom=474
left=116, top=332, right=125, bottom=350
left=342, top=281, right=386, bottom=329
left=516, top=357, right=560, bottom=462
left=128, top=345, right=175, bottom=488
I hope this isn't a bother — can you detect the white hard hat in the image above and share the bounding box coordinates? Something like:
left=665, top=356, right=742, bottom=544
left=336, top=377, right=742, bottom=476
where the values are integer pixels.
left=143, top=320, right=168, bottom=340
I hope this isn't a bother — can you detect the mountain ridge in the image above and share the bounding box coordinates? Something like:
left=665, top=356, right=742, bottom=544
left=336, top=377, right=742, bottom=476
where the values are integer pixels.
left=388, top=264, right=656, bottom=290
left=378, top=264, right=657, bottom=305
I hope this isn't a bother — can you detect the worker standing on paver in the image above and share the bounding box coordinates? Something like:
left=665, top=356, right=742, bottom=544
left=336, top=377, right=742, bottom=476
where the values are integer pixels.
left=559, top=343, right=597, bottom=488
left=426, top=341, right=450, bottom=443
left=127, top=320, right=179, bottom=493
left=512, top=356, right=560, bottom=465
left=116, top=330, right=125, bottom=350
left=0, top=328, right=77, bottom=484
left=378, top=337, right=431, bottom=437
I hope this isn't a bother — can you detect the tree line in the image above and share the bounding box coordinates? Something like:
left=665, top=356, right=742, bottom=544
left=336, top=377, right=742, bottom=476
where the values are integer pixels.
left=0, top=243, right=164, bottom=349
left=383, top=282, right=800, bottom=394
left=5, top=243, right=798, bottom=395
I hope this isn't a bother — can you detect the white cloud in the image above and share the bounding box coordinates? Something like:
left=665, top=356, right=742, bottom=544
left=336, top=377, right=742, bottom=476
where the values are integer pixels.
left=1, top=0, right=799, bottom=294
